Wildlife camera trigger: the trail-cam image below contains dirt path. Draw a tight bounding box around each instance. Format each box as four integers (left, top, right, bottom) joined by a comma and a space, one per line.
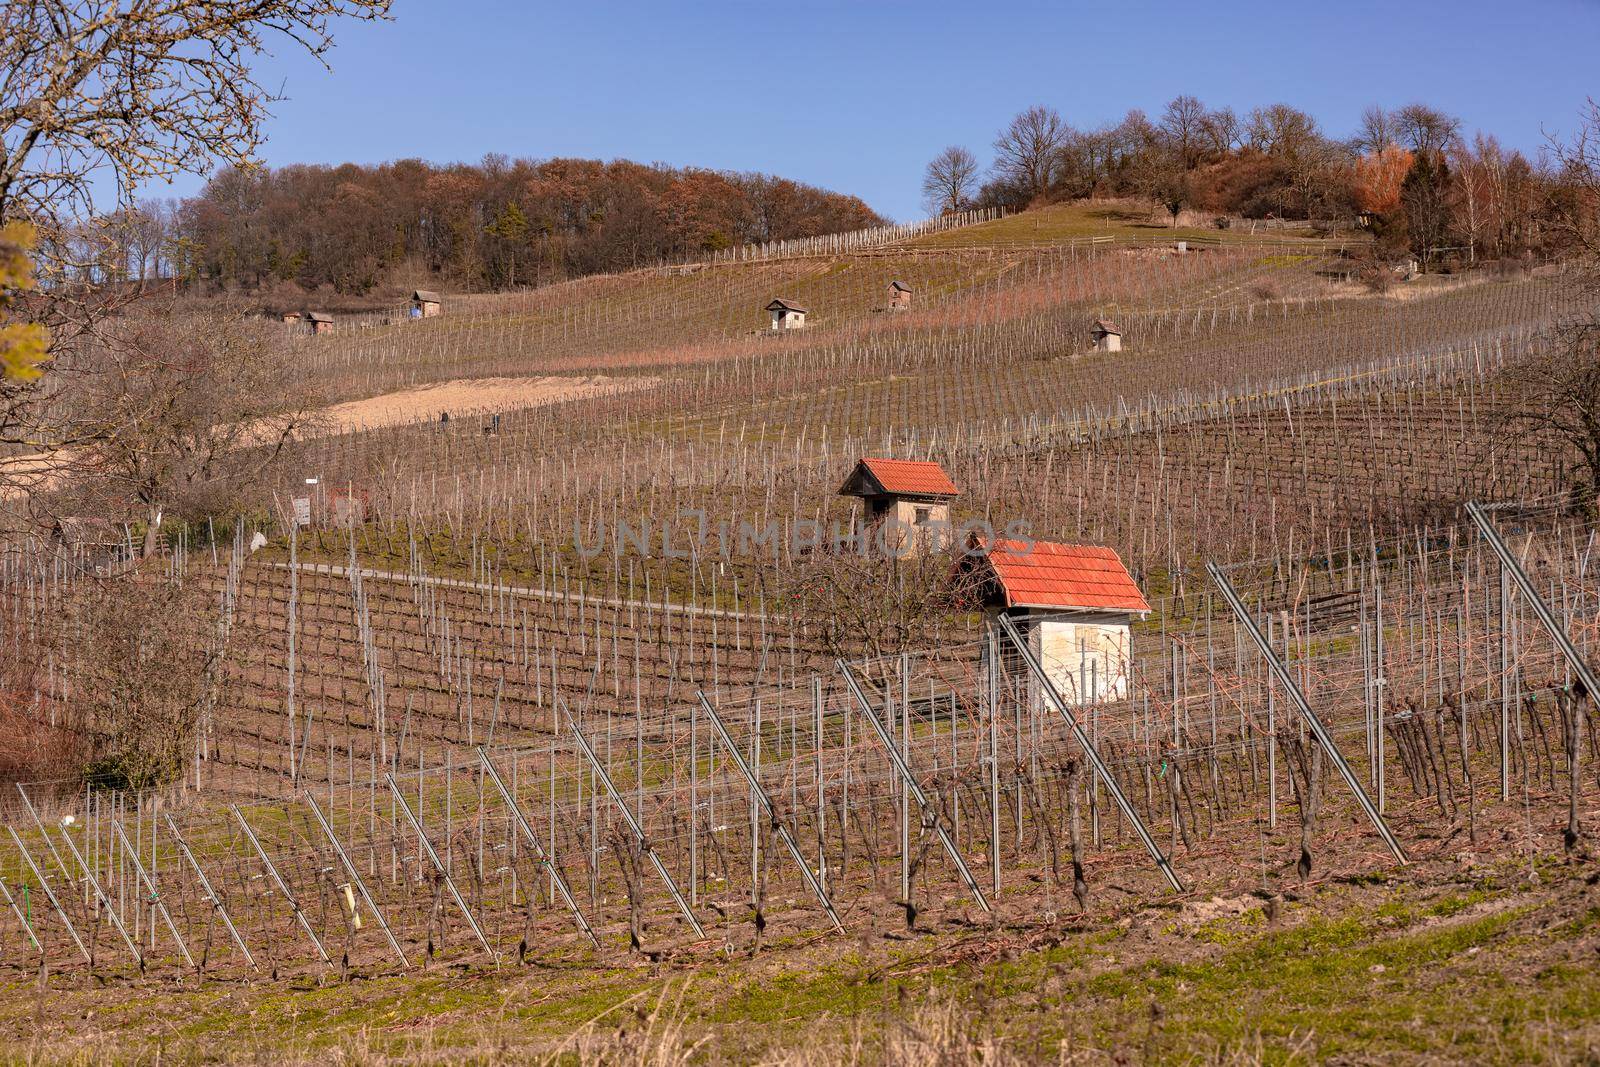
1, 373, 660, 498
317, 373, 659, 433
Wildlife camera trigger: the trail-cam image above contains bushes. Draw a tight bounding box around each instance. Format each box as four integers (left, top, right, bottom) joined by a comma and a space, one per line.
61, 577, 219, 791
1188, 153, 1294, 218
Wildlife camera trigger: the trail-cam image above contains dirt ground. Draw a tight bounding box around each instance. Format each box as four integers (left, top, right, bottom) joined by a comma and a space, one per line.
316, 374, 659, 433
0, 374, 659, 498
1, 834, 1596, 1065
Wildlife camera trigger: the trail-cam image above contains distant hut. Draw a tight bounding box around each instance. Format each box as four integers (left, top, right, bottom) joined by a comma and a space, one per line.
962, 538, 1149, 703
411, 290, 442, 318
279, 311, 301, 325
305, 311, 334, 335
838, 457, 959, 556
766, 298, 807, 331
51, 517, 125, 572
888, 280, 912, 310
1091, 318, 1122, 352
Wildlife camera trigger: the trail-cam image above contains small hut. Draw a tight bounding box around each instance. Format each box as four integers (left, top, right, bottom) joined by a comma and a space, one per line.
1091, 318, 1122, 352
305, 311, 334, 335
838, 457, 959, 555
51, 517, 125, 572
279, 311, 301, 325
964, 538, 1148, 703
411, 290, 442, 318
766, 298, 807, 331
888, 280, 912, 310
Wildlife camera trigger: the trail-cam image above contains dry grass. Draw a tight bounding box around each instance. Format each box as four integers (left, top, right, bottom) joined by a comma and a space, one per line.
3, 844, 1599, 1065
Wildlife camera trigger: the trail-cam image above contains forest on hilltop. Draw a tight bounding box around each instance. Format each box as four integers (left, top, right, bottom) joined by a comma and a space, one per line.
926, 99, 1589, 271
96, 157, 884, 295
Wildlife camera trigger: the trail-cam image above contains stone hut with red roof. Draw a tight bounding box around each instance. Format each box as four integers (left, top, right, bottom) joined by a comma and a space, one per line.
838, 457, 959, 556
965, 537, 1148, 703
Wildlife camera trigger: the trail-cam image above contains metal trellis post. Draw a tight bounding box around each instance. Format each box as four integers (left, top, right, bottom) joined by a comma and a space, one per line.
1468, 502, 1600, 716
164, 814, 255, 970
110, 820, 193, 970
1206, 563, 1408, 865
995, 615, 1186, 893
696, 692, 845, 934
303, 794, 409, 969
475, 747, 602, 952
384, 774, 498, 963
837, 661, 992, 913
231, 805, 333, 966
565, 715, 707, 939
7, 826, 89, 964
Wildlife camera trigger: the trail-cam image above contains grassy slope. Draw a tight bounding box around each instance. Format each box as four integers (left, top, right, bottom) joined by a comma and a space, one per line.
907, 201, 1337, 250
5, 849, 1597, 1064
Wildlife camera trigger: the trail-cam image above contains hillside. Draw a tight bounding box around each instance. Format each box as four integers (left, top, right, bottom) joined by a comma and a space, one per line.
4, 207, 1599, 1066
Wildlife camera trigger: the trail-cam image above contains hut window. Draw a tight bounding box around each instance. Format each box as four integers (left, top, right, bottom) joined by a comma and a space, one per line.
914, 507, 932, 525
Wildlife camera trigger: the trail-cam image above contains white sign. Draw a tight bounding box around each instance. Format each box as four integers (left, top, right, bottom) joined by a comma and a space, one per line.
292, 496, 312, 528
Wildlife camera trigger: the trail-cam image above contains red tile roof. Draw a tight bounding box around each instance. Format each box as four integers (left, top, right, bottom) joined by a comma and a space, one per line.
978, 538, 1149, 613
854, 457, 959, 498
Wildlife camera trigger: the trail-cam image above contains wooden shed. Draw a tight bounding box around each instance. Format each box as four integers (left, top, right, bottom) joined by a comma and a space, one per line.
839, 457, 959, 556
888, 280, 911, 310
411, 290, 442, 318
305, 311, 334, 335
766, 298, 807, 331
964, 538, 1148, 704
279, 311, 301, 324
1091, 318, 1122, 352
51, 517, 125, 572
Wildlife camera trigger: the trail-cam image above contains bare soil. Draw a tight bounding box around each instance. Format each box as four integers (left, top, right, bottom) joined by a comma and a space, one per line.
316, 374, 660, 434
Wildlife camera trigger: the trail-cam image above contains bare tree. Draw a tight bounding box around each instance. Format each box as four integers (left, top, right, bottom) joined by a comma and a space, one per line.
60, 574, 222, 790
1503, 322, 1600, 511
776, 543, 982, 666
0, 0, 387, 496
1449, 137, 1486, 265
1395, 103, 1462, 157
1160, 95, 1207, 169
993, 106, 1070, 203
922, 146, 980, 216
0, 0, 392, 242
1357, 105, 1399, 154
1547, 99, 1600, 265
1245, 103, 1321, 160
1200, 106, 1242, 158
63, 301, 323, 553
1137, 154, 1191, 226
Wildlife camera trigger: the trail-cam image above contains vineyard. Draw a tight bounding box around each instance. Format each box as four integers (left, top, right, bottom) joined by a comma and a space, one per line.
2, 215, 1598, 1060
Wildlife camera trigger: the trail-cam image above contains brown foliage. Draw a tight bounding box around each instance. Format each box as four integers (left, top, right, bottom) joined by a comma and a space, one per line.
1186, 152, 1293, 217
1351, 147, 1416, 215
171, 158, 885, 294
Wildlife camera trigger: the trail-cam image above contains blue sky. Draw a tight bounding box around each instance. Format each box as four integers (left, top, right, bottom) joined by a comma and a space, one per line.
154, 0, 1600, 220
